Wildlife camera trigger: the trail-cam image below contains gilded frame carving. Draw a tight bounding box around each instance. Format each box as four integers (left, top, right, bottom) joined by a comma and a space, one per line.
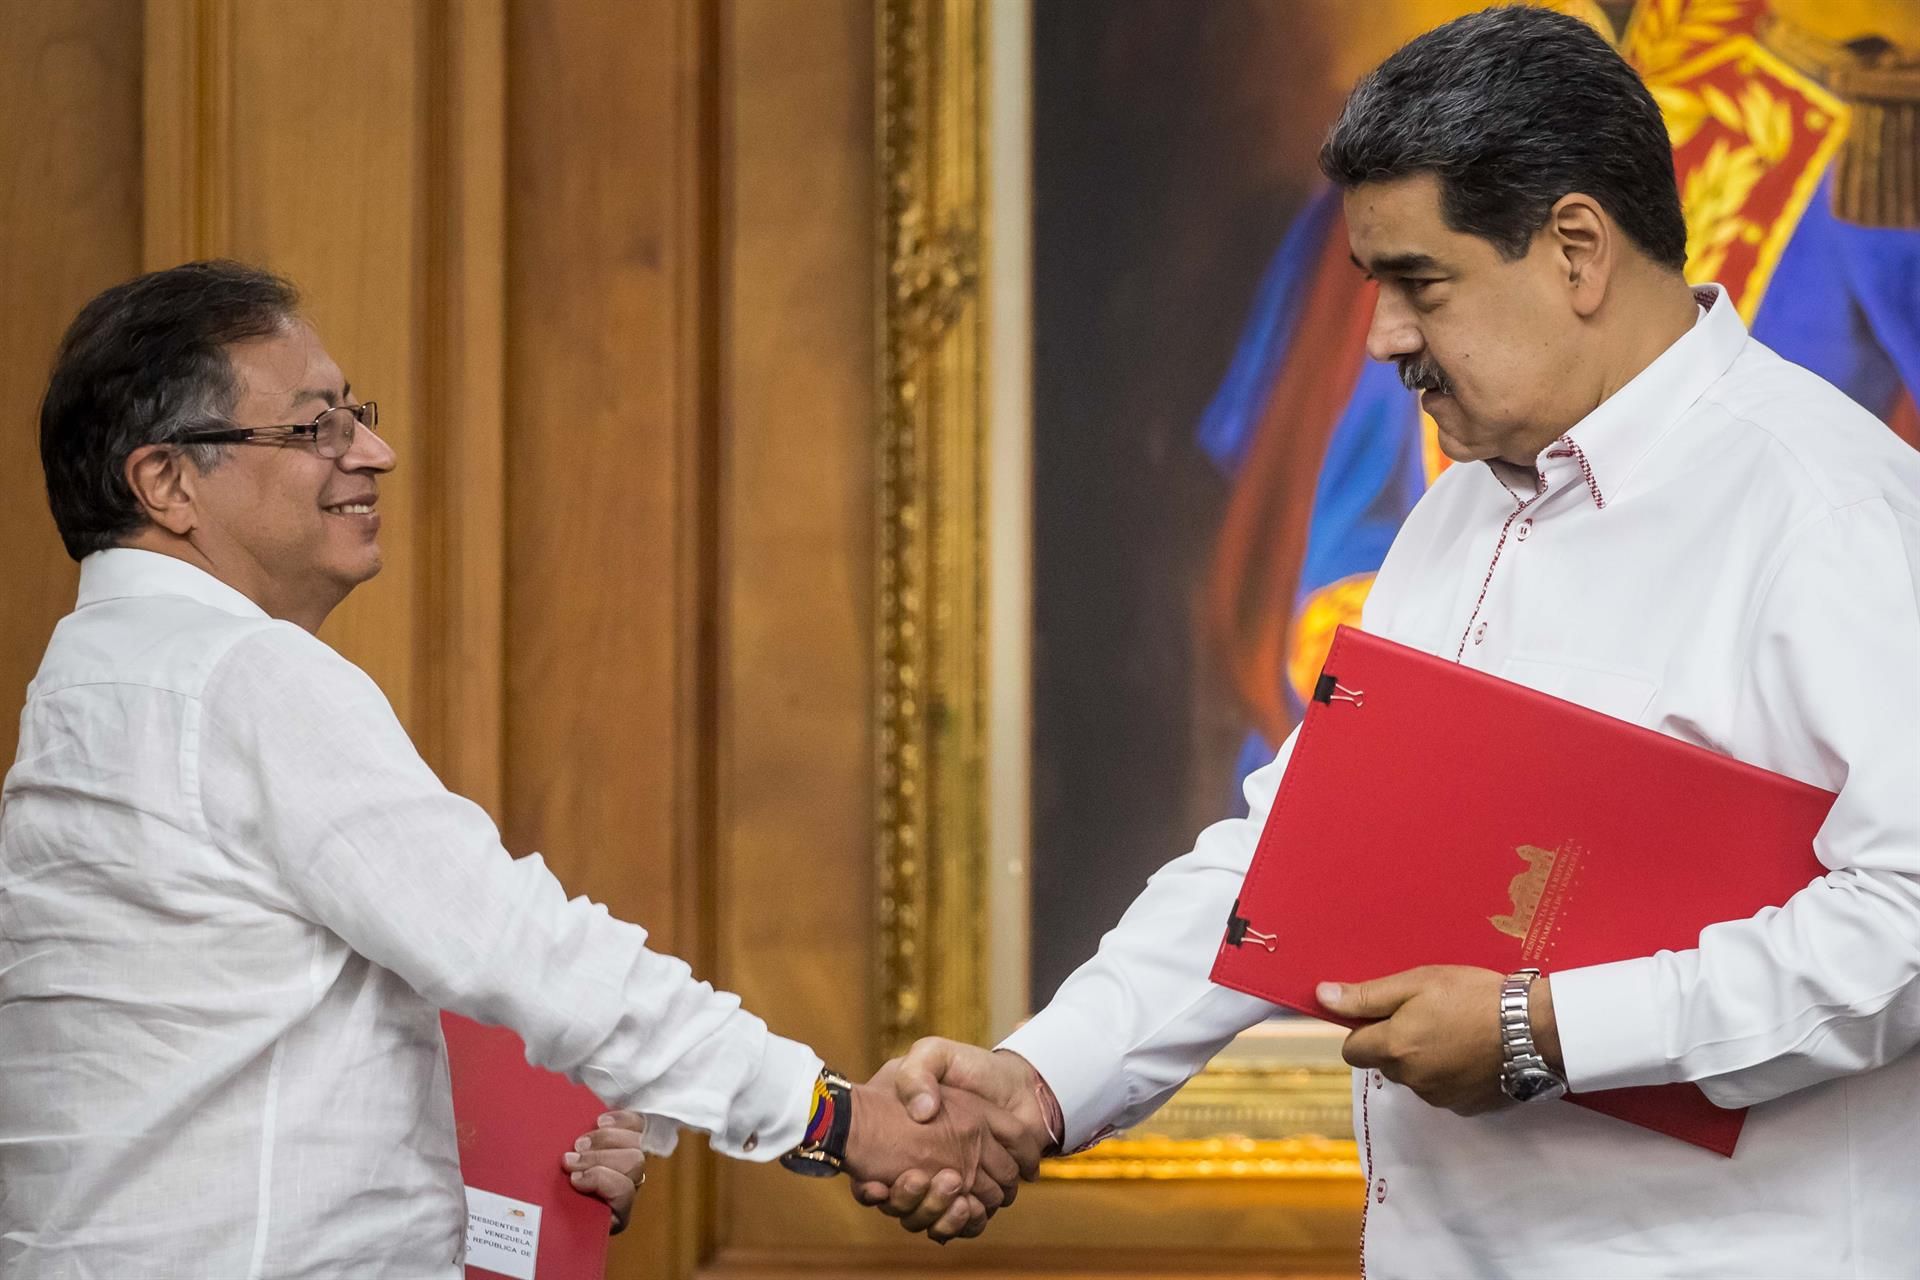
874, 0, 1361, 1181
876, 0, 990, 1059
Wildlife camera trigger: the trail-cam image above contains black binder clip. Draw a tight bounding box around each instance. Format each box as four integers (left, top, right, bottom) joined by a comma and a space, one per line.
1312, 672, 1364, 707
1225, 898, 1278, 952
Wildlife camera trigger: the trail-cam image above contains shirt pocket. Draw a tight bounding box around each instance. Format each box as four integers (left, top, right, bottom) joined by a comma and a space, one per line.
1498, 654, 1660, 726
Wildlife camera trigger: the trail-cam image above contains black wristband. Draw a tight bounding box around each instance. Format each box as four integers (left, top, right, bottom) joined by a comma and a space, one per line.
779, 1069, 854, 1177
822, 1072, 853, 1164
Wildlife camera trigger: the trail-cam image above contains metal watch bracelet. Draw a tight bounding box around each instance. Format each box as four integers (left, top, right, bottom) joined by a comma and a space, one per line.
1499, 968, 1568, 1103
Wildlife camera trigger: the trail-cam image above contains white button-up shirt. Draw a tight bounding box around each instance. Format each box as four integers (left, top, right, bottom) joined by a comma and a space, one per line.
1003, 286, 1920, 1278
0, 551, 819, 1279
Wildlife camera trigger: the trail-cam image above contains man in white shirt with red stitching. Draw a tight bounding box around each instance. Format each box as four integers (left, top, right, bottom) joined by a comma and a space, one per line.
862, 8, 1920, 1276
0, 261, 1033, 1276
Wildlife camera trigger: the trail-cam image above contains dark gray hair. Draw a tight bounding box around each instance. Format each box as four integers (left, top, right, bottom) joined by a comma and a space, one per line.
39, 260, 302, 560
1319, 5, 1687, 270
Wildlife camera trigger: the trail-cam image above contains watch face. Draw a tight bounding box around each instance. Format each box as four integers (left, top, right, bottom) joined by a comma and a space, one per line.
1504, 1068, 1568, 1103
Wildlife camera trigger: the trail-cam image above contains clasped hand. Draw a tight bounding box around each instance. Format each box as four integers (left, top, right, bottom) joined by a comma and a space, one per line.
848, 1042, 1053, 1242
838, 1058, 1043, 1240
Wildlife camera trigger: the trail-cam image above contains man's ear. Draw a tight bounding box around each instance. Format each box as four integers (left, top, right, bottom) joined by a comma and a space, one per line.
1547, 192, 1613, 319
124, 444, 199, 537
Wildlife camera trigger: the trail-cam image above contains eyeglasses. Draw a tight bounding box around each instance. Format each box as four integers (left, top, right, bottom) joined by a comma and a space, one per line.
173, 402, 379, 461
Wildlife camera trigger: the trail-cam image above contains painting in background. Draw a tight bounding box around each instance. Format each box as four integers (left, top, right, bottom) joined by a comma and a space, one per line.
1028, 0, 1920, 1008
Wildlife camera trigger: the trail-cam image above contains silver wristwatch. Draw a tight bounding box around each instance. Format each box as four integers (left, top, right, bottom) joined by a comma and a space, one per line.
1499, 967, 1568, 1103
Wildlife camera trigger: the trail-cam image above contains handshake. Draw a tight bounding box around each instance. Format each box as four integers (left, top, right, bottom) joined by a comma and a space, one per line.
838, 1039, 1063, 1243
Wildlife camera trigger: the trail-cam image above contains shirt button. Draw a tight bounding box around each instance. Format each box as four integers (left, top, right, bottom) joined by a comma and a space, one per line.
1473, 622, 1488, 645
1375, 1177, 1389, 1203
1372, 1070, 1385, 1090
743, 1132, 759, 1152
1516, 519, 1532, 541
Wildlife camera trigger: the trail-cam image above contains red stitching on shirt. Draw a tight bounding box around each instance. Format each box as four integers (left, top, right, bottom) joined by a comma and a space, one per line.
1455, 491, 1538, 661
1542, 435, 1606, 509
1456, 434, 1609, 658
1359, 1075, 1375, 1278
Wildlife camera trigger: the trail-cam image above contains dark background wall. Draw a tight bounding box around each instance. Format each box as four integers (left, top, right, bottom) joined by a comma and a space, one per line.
1030, 0, 1350, 1003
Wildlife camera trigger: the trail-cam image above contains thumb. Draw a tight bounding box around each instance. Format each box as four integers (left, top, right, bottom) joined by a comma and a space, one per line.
982, 1099, 1044, 1179
896, 1037, 958, 1122
1317, 971, 1419, 1020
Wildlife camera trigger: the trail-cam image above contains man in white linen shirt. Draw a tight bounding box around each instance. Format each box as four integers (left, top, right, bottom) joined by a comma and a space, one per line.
858, 7, 1920, 1275
0, 261, 1030, 1278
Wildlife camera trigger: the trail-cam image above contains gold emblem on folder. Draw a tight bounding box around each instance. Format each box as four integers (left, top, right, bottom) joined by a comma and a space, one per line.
1491, 844, 1558, 939
1491, 841, 1585, 964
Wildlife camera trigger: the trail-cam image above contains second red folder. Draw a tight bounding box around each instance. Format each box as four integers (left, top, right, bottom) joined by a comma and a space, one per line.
443, 1013, 613, 1279
1209, 625, 1834, 1156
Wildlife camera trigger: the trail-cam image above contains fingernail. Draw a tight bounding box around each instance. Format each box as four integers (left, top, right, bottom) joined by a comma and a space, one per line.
575, 1135, 591, 1152
565, 1152, 582, 1167
570, 1170, 586, 1181
597, 1113, 618, 1128
1316, 982, 1343, 1007
909, 1095, 936, 1121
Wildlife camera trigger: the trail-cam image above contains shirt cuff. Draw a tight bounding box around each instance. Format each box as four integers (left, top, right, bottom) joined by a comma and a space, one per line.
997, 1006, 1129, 1152
639, 1115, 681, 1156
712, 1033, 821, 1162
1550, 957, 1675, 1093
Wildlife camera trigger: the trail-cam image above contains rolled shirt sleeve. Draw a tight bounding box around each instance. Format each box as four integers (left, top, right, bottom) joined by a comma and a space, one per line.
1552, 498, 1920, 1105
998, 730, 1296, 1150
197, 624, 819, 1160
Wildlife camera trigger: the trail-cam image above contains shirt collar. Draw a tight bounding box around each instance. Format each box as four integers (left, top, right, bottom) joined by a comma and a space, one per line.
76, 548, 272, 620
1504, 283, 1747, 510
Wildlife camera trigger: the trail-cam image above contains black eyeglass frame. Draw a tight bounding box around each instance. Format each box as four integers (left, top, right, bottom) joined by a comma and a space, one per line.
171, 401, 380, 460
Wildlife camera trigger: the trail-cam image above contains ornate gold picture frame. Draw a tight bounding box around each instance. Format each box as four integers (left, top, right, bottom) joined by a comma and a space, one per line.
873, 0, 1359, 1181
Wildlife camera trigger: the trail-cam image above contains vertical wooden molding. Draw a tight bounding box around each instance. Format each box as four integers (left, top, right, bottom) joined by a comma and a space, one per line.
142, 0, 233, 266
0, 0, 142, 769
673, 0, 722, 1271
416, 0, 507, 816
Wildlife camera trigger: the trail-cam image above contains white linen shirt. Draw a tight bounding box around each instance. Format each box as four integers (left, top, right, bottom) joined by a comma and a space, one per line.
1002, 286, 1920, 1278
0, 550, 820, 1279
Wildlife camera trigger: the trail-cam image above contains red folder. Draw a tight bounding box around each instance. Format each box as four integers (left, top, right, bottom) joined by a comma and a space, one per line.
442, 1013, 613, 1279
1209, 626, 1835, 1156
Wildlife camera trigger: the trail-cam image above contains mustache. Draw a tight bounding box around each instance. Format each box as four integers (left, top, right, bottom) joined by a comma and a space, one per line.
1397, 353, 1455, 396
